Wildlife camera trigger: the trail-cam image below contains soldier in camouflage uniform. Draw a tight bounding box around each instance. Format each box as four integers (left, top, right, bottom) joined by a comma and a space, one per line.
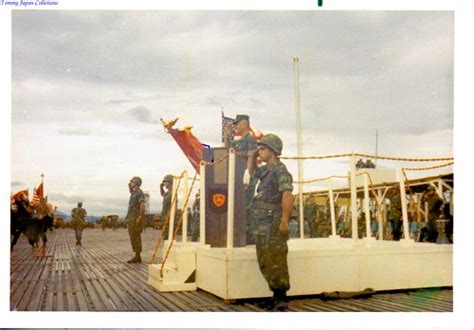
304, 202, 318, 238
160, 174, 174, 240
191, 192, 200, 242
248, 133, 293, 311
126, 176, 145, 263
420, 186, 444, 242
71, 202, 87, 246
224, 114, 258, 244
388, 189, 403, 241
224, 114, 258, 156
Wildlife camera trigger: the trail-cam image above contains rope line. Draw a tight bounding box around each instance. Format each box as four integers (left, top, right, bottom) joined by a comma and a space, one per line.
148, 175, 183, 265
293, 175, 348, 184
281, 152, 453, 162
281, 153, 353, 160
292, 161, 453, 186
202, 152, 229, 167
402, 162, 454, 171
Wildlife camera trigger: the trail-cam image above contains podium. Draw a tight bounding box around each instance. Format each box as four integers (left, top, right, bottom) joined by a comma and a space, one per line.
203, 147, 247, 247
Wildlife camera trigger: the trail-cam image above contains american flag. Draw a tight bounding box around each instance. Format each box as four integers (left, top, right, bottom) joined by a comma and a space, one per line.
221, 112, 235, 142
31, 182, 44, 206
221, 112, 264, 142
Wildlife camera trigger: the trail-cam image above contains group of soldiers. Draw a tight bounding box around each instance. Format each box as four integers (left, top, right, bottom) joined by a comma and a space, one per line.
120, 114, 292, 311
10, 190, 55, 252
296, 184, 453, 243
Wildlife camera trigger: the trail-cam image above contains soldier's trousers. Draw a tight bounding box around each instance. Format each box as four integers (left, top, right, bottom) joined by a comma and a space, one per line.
74, 228, 83, 243
253, 208, 290, 293
128, 222, 142, 253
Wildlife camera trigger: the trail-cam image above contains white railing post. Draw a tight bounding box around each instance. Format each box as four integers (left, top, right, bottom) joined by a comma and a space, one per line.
350, 153, 358, 241
199, 162, 206, 245
328, 178, 338, 238
169, 175, 178, 241
293, 56, 305, 239
376, 189, 384, 240
227, 149, 235, 248
398, 169, 411, 241
182, 171, 188, 243
364, 174, 371, 238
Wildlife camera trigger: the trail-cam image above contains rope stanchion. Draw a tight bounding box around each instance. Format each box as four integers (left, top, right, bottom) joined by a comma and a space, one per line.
159, 171, 199, 278
358, 171, 386, 226
148, 174, 184, 265
401, 169, 424, 224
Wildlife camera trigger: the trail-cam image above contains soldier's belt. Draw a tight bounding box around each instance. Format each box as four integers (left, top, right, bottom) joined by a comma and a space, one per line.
254, 201, 281, 211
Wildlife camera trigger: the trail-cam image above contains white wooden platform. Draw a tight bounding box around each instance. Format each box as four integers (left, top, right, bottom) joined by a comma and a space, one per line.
148, 237, 452, 300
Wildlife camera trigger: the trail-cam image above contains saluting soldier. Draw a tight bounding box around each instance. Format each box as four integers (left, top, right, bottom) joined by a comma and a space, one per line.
71, 202, 87, 246
224, 114, 258, 156
126, 176, 145, 263
160, 174, 174, 239
248, 133, 293, 311
224, 114, 258, 244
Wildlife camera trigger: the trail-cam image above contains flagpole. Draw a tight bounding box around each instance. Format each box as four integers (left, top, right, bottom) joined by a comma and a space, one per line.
375, 130, 378, 168
293, 56, 305, 239
41, 173, 44, 198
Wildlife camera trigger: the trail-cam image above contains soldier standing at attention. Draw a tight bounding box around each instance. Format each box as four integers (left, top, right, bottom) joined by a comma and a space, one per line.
160, 174, 174, 239
101, 216, 107, 231
71, 202, 87, 246
224, 114, 258, 243
191, 192, 200, 242
248, 133, 293, 311
126, 176, 145, 263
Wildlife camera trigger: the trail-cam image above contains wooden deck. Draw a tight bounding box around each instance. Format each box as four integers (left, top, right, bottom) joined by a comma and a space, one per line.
10, 228, 453, 312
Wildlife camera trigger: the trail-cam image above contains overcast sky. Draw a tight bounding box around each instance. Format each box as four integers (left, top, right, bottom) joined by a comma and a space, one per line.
10, 10, 453, 216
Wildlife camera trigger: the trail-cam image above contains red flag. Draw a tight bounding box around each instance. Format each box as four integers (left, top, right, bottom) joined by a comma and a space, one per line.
31, 182, 44, 206
168, 126, 204, 172
12, 189, 29, 202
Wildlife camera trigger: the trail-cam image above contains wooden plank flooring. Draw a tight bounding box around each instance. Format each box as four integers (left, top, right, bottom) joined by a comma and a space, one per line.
10, 228, 453, 312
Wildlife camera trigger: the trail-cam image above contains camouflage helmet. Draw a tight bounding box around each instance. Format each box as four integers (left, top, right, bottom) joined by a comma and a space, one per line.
130, 176, 142, 187
163, 174, 174, 183
258, 133, 283, 156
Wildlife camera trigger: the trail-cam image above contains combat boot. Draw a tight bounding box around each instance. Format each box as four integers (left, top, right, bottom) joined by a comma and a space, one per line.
127, 253, 142, 263
268, 290, 289, 312
256, 297, 276, 310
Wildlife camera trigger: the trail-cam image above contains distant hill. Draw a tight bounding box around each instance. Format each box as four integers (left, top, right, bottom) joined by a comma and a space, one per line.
53, 210, 102, 223
54, 210, 70, 220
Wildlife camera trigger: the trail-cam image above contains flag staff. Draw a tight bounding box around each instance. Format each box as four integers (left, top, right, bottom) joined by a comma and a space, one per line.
293, 56, 305, 239
375, 130, 378, 168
